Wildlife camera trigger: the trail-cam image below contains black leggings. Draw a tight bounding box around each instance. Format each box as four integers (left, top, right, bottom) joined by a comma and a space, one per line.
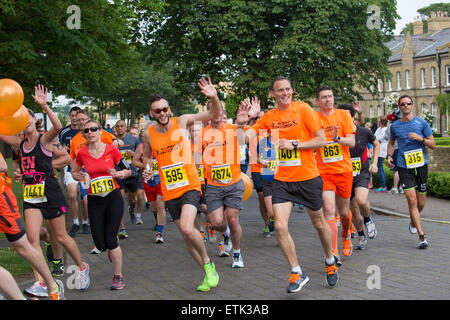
87, 189, 124, 251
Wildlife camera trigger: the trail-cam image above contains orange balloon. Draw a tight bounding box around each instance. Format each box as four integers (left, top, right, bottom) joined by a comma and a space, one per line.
241, 173, 253, 201
0, 105, 30, 136
0, 79, 24, 117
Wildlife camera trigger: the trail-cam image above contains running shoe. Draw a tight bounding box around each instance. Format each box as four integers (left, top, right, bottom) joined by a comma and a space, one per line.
223, 234, 232, 252
91, 246, 102, 254
136, 216, 143, 225
77, 262, 90, 290
350, 225, 356, 239
417, 235, 429, 249
355, 235, 367, 250
325, 259, 339, 287
51, 259, 65, 277
342, 236, 353, 256
111, 275, 125, 290
68, 224, 80, 237
232, 253, 244, 268
118, 229, 128, 239
200, 230, 206, 242
82, 224, 90, 234
206, 222, 216, 243
375, 187, 388, 192
332, 250, 342, 267
24, 282, 48, 298
49, 279, 65, 300
409, 221, 418, 234
262, 226, 272, 238
399, 187, 404, 194
365, 217, 377, 239
196, 277, 211, 292
217, 244, 230, 257
390, 188, 399, 194
286, 272, 309, 293
204, 261, 219, 288
155, 232, 164, 243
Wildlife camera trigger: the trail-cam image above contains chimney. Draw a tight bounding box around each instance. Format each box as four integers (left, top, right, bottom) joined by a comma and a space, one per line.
428, 11, 450, 33
413, 18, 423, 35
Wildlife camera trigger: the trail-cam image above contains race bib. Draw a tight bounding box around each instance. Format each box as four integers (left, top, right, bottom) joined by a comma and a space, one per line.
267, 160, 278, 172
161, 162, 189, 190
404, 148, 425, 169
90, 176, 115, 196
152, 159, 159, 177
23, 182, 47, 204
351, 157, 362, 176
198, 165, 204, 182
121, 150, 133, 163
321, 143, 343, 163
211, 164, 232, 184
278, 143, 301, 167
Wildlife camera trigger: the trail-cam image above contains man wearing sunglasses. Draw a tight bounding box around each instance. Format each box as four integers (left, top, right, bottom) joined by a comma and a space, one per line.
387, 95, 436, 249
142, 77, 222, 292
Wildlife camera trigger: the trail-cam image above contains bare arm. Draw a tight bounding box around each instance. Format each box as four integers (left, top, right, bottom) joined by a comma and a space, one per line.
50, 143, 71, 169
33, 85, 62, 145
131, 143, 144, 169
142, 130, 153, 181
0, 156, 8, 173
386, 139, 396, 168
370, 138, 380, 174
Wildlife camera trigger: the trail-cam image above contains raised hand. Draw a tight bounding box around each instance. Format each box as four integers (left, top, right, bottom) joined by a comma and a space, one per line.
32, 84, 48, 107
236, 99, 252, 125
197, 77, 217, 99
352, 100, 361, 114
248, 96, 261, 119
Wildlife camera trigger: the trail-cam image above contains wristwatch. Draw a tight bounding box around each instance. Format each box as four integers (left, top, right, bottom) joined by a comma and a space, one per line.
291, 140, 298, 150
337, 136, 341, 142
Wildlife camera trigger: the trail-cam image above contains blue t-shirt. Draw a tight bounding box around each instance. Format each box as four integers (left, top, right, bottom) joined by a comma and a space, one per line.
390, 116, 433, 168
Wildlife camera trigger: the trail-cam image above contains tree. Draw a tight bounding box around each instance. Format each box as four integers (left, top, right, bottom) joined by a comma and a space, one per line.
0, 0, 162, 110
147, 0, 398, 111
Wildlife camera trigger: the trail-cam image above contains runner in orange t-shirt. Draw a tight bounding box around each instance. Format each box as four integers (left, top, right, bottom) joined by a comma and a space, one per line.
201, 102, 249, 268
239, 76, 339, 293
314, 85, 356, 261
142, 77, 221, 292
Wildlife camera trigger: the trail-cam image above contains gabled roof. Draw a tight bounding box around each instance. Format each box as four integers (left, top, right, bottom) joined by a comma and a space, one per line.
387, 28, 450, 62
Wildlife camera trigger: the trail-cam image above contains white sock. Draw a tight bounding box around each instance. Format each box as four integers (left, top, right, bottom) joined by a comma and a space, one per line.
73, 218, 79, 225
232, 249, 241, 255
291, 265, 302, 274
223, 225, 231, 237
82, 220, 88, 225
136, 213, 141, 218
325, 256, 335, 266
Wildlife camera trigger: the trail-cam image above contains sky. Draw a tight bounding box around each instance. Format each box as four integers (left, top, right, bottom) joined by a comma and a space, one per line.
394, 0, 446, 34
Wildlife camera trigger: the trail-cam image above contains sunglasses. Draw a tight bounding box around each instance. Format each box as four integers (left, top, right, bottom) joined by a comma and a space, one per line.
83, 126, 100, 134
399, 102, 413, 107
153, 107, 169, 114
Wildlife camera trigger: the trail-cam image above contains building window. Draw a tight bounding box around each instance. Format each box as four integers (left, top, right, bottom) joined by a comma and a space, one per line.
405, 70, 410, 89
369, 105, 374, 118
420, 68, 426, 88
387, 79, 392, 91
431, 103, 437, 130
431, 67, 436, 88
396, 71, 401, 90
446, 65, 450, 86
421, 103, 427, 115
377, 105, 382, 116
377, 79, 382, 92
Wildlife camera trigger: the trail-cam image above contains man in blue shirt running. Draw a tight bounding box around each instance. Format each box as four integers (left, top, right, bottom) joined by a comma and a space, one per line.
386, 95, 436, 249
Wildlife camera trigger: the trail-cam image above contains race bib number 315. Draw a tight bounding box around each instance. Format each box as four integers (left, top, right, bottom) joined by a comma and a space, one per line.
404, 148, 425, 169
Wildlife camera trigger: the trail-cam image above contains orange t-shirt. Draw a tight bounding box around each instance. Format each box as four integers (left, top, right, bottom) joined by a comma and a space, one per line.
0, 153, 12, 194
315, 108, 355, 174
202, 123, 243, 187
148, 118, 200, 201
252, 101, 322, 182
70, 130, 116, 159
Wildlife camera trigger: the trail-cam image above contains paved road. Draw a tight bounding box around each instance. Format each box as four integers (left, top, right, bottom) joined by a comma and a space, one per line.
18, 189, 450, 301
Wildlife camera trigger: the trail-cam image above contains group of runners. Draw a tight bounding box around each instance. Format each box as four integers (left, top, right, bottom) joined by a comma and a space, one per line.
0, 76, 436, 299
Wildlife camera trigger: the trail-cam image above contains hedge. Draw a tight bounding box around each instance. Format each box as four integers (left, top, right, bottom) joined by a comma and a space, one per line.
372, 162, 450, 199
